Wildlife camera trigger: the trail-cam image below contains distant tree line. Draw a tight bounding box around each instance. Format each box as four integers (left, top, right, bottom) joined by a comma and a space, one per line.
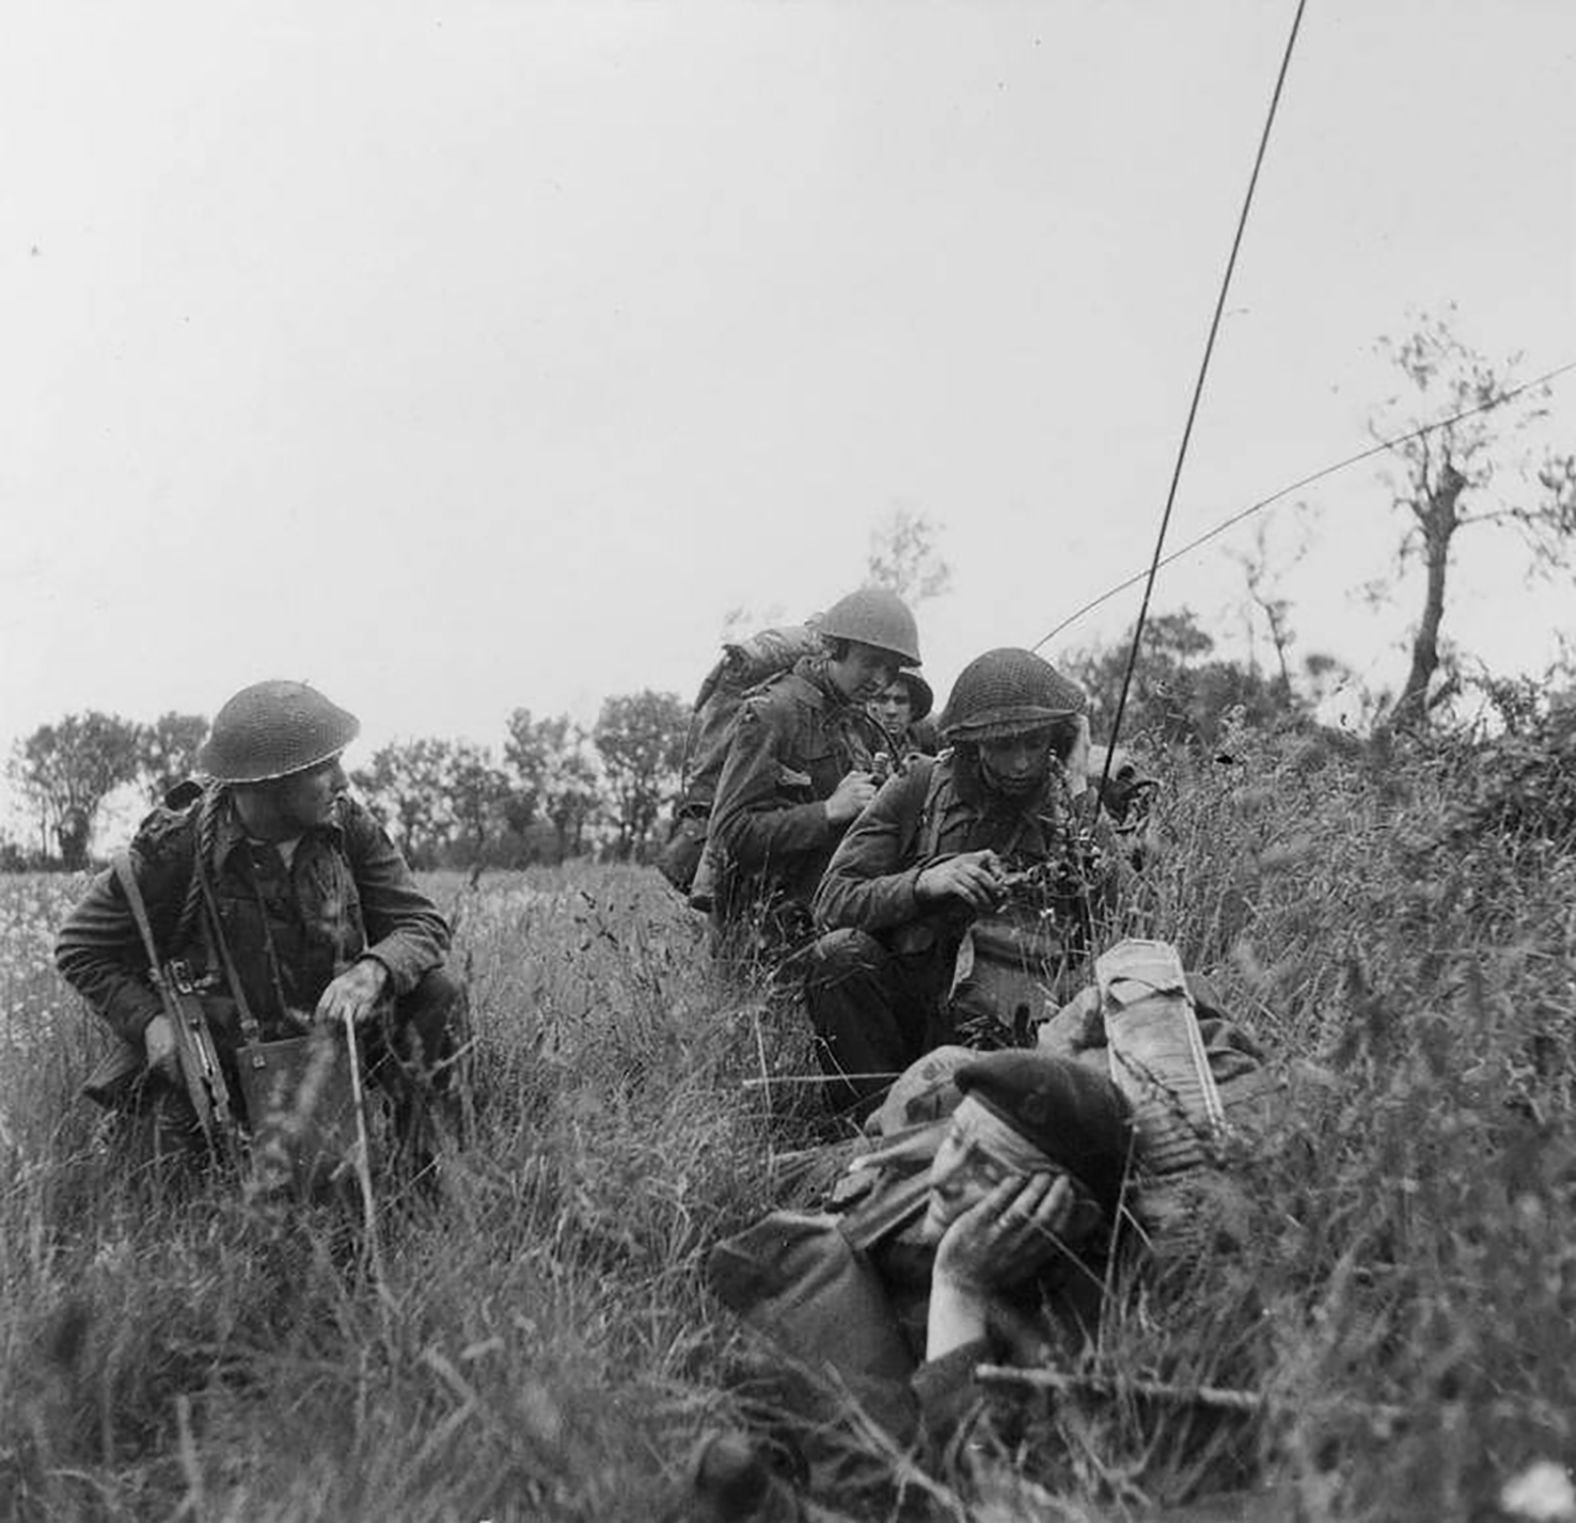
350, 691, 690, 870
4, 711, 209, 871
2, 691, 690, 873
10, 305, 1574, 875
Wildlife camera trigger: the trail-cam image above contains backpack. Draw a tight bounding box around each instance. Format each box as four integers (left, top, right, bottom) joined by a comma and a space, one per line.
656, 622, 824, 906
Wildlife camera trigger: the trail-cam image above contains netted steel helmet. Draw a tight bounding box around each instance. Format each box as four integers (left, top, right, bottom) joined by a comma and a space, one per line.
818, 587, 922, 666
940, 648, 1087, 743
197, 680, 360, 784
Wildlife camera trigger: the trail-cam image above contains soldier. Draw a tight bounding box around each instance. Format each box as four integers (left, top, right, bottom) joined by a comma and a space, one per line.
700, 1049, 1135, 1517
865, 669, 940, 764
805, 648, 1123, 1109
705, 587, 921, 969
57, 679, 467, 1177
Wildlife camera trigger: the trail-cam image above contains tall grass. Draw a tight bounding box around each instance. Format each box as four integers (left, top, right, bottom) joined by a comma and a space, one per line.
2, 716, 1573, 1520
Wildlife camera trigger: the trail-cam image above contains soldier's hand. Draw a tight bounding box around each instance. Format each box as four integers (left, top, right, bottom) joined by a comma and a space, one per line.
915, 850, 1006, 909
143, 1014, 179, 1080
824, 771, 879, 825
315, 958, 389, 1027
933, 1172, 1077, 1294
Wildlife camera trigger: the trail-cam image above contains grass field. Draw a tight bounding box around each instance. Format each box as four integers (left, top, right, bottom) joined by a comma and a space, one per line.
2, 716, 1574, 1521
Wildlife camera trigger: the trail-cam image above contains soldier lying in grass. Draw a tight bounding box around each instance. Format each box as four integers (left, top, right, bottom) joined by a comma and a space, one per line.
701, 1051, 1131, 1515
700, 954, 1276, 1519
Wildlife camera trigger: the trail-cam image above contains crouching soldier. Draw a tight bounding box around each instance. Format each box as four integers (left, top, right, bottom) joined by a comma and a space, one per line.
705, 587, 922, 975
57, 679, 468, 1181
805, 648, 1124, 1110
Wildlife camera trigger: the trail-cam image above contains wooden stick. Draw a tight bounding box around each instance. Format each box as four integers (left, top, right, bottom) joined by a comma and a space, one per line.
741, 1071, 903, 1090
975, 1364, 1267, 1414
976, 1365, 1408, 1424
344, 1011, 388, 1301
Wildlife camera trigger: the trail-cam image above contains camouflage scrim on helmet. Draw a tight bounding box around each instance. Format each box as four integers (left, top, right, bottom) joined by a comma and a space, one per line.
940, 648, 1088, 743
817, 587, 922, 666
197, 681, 361, 783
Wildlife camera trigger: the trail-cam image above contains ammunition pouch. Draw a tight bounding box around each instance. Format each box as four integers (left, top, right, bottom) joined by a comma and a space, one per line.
947, 909, 1078, 1047
234, 1026, 363, 1195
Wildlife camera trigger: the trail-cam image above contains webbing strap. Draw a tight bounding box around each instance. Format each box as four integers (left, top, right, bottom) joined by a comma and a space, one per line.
838, 1167, 932, 1254
917, 762, 950, 861
916, 757, 1045, 864
112, 852, 167, 985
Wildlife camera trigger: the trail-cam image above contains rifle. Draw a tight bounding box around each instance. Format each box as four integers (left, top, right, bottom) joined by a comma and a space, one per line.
113, 853, 242, 1165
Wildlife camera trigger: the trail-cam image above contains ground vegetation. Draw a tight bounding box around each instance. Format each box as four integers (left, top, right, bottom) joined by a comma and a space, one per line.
2, 706, 1574, 1520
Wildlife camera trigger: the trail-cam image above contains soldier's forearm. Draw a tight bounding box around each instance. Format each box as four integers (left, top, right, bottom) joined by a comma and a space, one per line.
714, 800, 836, 872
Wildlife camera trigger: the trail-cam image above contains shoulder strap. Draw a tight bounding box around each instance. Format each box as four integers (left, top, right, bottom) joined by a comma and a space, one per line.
918, 758, 951, 861
112, 852, 166, 981
839, 1168, 932, 1253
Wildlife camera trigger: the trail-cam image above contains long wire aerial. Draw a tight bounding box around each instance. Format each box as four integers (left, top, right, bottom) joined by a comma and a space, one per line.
1093, 0, 1308, 804
1032, 354, 1576, 650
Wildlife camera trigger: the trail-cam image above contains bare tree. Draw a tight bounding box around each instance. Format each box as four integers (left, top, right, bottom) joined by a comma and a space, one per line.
1229, 519, 1296, 692
865, 505, 952, 605
1370, 308, 1576, 727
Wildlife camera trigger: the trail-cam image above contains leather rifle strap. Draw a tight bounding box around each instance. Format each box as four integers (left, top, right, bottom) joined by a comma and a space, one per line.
112, 852, 167, 985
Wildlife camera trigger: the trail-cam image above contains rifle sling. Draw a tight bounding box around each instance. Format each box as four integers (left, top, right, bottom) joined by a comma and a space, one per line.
112, 851, 169, 986
112, 850, 234, 1145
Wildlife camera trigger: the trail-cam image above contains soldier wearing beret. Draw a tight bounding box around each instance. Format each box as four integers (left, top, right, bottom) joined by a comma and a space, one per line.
701, 1051, 1134, 1514
911, 1050, 1132, 1429
56, 679, 467, 1177
805, 648, 1126, 1109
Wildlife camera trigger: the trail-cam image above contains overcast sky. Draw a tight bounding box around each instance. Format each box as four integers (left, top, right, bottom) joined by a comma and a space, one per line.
3, 0, 1573, 784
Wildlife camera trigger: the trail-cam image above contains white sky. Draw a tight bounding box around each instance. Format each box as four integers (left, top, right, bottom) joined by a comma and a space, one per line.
3, 0, 1573, 789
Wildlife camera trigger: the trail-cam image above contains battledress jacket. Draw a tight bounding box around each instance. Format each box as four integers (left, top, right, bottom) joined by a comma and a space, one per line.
55, 785, 451, 1047
812, 750, 1121, 953
707, 656, 887, 926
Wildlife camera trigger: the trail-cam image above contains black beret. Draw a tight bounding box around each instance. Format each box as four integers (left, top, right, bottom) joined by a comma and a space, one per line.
955, 1051, 1134, 1216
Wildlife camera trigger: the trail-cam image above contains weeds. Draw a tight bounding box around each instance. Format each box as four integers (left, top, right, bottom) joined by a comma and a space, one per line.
2, 722, 1574, 1519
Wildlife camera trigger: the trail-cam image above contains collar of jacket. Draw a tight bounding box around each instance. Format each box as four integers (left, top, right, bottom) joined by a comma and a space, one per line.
210, 785, 346, 871
784, 654, 854, 711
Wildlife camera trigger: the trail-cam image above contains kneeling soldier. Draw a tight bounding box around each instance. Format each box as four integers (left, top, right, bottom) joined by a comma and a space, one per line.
57, 679, 467, 1180
806, 648, 1124, 1110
